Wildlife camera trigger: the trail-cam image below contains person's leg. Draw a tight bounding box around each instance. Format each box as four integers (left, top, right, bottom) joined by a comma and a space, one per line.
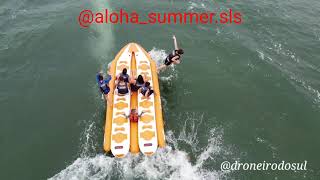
141, 91, 147, 98
146, 89, 153, 99
104, 94, 109, 104
158, 58, 171, 73
147, 90, 154, 97
173, 60, 181, 65
157, 64, 167, 73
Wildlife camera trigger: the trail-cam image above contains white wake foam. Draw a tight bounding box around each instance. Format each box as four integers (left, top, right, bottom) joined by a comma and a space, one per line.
148, 47, 167, 66
148, 47, 178, 82
50, 113, 228, 180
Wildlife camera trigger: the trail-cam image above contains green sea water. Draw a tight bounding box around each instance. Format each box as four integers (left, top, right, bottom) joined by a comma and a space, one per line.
0, 0, 320, 179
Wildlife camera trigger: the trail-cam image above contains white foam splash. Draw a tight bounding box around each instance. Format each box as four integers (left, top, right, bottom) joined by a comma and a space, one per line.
187, 0, 211, 11
257, 50, 265, 60
50, 113, 228, 180
79, 120, 97, 157
148, 47, 167, 66
289, 75, 320, 105
148, 47, 178, 82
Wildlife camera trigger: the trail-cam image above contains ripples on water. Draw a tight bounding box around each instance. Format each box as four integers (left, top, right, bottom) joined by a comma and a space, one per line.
1, 0, 319, 179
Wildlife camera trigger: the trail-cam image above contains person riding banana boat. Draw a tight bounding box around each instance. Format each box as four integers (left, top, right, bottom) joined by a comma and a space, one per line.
98, 43, 166, 157
96, 71, 111, 104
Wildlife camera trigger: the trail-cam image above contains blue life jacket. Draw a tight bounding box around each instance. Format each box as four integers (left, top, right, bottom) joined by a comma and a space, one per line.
117, 81, 128, 94
100, 80, 110, 93
96, 74, 111, 94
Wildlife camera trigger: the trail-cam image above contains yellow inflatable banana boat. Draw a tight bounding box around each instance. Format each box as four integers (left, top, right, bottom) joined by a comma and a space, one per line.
103, 43, 165, 158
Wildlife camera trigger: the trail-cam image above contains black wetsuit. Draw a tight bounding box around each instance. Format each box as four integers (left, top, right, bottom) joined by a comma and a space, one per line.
164, 50, 181, 66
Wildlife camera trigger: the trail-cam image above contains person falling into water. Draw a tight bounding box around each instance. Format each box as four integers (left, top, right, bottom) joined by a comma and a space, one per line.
157, 35, 184, 72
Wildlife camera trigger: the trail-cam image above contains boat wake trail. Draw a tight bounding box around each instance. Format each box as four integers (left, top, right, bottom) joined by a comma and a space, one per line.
89, 0, 114, 71
49, 113, 228, 180
256, 48, 320, 106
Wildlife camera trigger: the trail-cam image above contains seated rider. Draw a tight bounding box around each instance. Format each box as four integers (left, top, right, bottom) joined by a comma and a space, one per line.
140, 81, 154, 98
117, 68, 130, 83
96, 72, 111, 103
123, 109, 144, 123
130, 74, 145, 92
117, 76, 129, 95
157, 35, 184, 72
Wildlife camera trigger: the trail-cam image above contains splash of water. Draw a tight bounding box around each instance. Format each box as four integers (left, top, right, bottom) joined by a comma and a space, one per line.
50, 113, 228, 180
148, 47, 167, 67
148, 47, 178, 82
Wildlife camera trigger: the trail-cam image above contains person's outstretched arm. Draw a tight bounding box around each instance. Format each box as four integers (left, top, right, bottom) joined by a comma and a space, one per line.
173, 35, 178, 50
122, 113, 129, 119
106, 94, 111, 105
138, 111, 145, 117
